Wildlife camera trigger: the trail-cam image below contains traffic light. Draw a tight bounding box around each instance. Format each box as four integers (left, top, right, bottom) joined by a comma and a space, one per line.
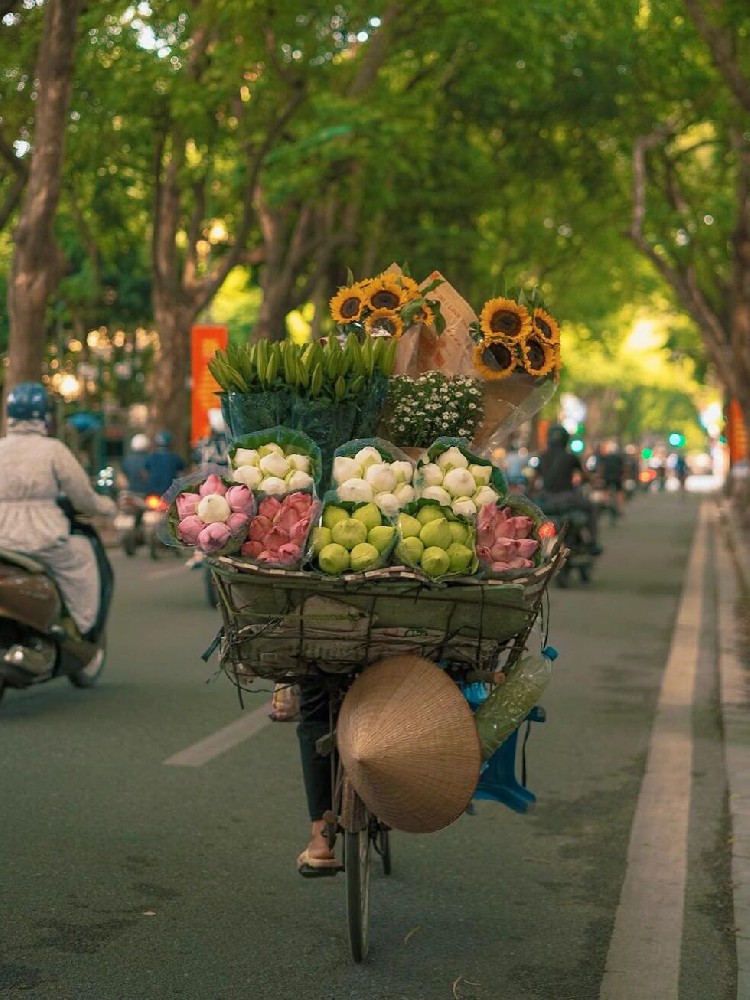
570, 436, 585, 454
641, 447, 653, 460
668, 432, 685, 448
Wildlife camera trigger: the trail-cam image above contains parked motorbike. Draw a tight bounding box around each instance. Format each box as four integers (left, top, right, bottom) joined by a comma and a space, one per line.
115, 491, 169, 559
0, 503, 114, 704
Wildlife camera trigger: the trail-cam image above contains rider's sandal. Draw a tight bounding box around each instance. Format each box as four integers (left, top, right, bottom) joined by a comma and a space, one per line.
296, 850, 343, 879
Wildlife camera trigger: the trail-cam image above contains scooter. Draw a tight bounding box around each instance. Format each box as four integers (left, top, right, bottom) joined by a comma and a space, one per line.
0, 502, 114, 704
535, 494, 598, 587
115, 491, 169, 559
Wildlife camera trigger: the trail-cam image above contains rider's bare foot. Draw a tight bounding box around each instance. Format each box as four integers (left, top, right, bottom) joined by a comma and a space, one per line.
305, 819, 335, 860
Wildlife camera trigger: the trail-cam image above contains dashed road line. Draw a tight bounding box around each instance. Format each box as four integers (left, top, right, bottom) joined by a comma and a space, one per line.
163, 700, 274, 767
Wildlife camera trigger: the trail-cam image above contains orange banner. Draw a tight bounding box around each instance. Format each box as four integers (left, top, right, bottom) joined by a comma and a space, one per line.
727, 398, 748, 464
191, 325, 228, 445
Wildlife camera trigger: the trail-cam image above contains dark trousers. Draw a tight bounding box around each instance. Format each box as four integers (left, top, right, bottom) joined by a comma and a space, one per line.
296, 681, 333, 822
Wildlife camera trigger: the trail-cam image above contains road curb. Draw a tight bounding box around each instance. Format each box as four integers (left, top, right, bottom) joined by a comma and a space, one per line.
715, 502, 750, 999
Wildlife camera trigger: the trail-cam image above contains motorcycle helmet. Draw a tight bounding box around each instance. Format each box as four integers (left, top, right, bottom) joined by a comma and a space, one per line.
6, 381, 49, 421
130, 433, 150, 452
547, 424, 570, 448
154, 430, 173, 448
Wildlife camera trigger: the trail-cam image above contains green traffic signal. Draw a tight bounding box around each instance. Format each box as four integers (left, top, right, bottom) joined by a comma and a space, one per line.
570, 437, 585, 454
641, 447, 653, 460
668, 432, 685, 448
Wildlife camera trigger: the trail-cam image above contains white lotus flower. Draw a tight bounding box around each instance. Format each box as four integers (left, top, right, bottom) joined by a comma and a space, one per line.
391, 461, 414, 484
286, 470, 313, 491
374, 492, 401, 518
364, 463, 397, 493
232, 465, 263, 489
421, 485, 451, 506
469, 463, 492, 486
355, 446, 382, 470
419, 462, 444, 487
337, 478, 374, 503
259, 452, 290, 478
436, 446, 469, 470
286, 453, 311, 473
443, 467, 477, 499
197, 494, 231, 523
393, 483, 415, 505
452, 497, 478, 516
473, 485, 500, 507
333, 456, 362, 484
232, 448, 260, 468
259, 476, 287, 495
258, 443, 284, 457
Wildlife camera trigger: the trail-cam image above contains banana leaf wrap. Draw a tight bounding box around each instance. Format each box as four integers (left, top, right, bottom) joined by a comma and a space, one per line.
420, 436, 508, 497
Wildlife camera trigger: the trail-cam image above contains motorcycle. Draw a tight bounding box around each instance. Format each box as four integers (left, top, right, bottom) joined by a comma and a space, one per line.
0, 502, 114, 704
535, 494, 598, 587
114, 491, 169, 559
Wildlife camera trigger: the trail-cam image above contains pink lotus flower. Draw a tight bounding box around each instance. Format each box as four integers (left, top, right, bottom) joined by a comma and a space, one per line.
477, 545, 493, 562
513, 538, 539, 559
508, 515, 534, 539
276, 507, 300, 533
477, 505, 498, 532
491, 561, 510, 572
176, 493, 200, 520
257, 550, 275, 563
178, 514, 204, 546
277, 542, 302, 564
507, 557, 534, 570
490, 539, 514, 562
227, 512, 250, 537
287, 492, 313, 515
258, 497, 282, 519
289, 518, 311, 544
265, 526, 290, 552
225, 485, 254, 514
477, 525, 495, 548
198, 521, 231, 553
199, 474, 226, 498
493, 518, 516, 539
247, 515, 272, 541
241, 540, 264, 558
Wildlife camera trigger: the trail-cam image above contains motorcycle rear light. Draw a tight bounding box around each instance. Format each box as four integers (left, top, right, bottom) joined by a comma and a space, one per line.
145, 495, 167, 511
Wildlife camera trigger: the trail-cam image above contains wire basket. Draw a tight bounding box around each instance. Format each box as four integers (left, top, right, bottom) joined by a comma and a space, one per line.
209, 542, 564, 687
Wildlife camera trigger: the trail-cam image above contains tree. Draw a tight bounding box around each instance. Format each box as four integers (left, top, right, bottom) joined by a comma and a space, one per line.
5, 0, 83, 395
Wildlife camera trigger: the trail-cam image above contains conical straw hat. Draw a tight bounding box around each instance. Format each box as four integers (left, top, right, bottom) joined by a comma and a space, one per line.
336, 656, 482, 834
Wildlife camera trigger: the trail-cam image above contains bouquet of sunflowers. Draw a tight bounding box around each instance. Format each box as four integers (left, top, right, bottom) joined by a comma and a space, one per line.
470, 289, 561, 382
329, 269, 446, 340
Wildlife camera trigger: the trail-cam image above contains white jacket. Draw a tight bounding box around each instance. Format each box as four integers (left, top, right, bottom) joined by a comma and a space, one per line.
0, 422, 115, 552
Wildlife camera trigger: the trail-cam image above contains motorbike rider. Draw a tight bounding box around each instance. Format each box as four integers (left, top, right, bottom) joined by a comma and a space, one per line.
0, 382, 116, 640
143, 430, 185, 497
536, 425, 602, 555
120, 433, 151, 495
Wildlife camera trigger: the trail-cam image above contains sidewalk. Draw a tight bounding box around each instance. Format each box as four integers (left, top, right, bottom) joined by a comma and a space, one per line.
716, 498, 750, 999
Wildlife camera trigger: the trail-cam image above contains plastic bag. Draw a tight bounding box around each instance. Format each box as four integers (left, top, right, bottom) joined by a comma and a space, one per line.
394, 498, 478, 581
287, 395, 358, 485
310, 491, 398, 576
223, 388, 293, 442
159, 466, 255, 556
227, 426, 323, 494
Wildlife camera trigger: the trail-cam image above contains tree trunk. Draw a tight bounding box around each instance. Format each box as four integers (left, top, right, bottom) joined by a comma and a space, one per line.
6, 0, 81, 395
151, 299, 197, 452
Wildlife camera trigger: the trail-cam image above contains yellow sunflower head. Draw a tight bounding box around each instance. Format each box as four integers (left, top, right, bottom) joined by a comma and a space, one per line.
366, 275, 405, 313
521, 334, 555, 377
409, 302, 435, 327
479, 297, 532, 342
364, 309, 404, 339
473, 339, 518, 380
330, 285, 366, 324
532, 307, 560, 344
396, 275, 421, 301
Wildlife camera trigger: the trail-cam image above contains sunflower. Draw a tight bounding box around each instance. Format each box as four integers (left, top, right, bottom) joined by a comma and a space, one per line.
409, 301, 435, 327
473, 339, 518, 380
532, 307, 560, 344
330, 284, 366, 323
521, 334, 556, 377
396, 275, 421, 301
364, 309, 404, 339
366, 275, 405, 312
479, 297, 532, 342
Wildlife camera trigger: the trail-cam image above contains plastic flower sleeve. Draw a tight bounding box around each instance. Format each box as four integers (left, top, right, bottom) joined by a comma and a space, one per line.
476, 494, 548, 579
330, 437, 417, 514
223, 387, 293, 442
238, 492, 321, 570
309, 490, 398, 576
471, 374, 558, 455
227, 426, 323, 494
158, 465, 255, 556
392, 498, 478, 581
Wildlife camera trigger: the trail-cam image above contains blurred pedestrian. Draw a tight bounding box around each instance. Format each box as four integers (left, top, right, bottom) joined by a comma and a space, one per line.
144, 431, 186, 497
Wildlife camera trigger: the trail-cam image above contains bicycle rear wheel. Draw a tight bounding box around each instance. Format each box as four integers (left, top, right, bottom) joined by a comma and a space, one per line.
345, 827, 371, 963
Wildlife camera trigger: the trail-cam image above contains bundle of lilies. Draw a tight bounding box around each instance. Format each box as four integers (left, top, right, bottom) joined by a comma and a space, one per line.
470, 291, 561, 382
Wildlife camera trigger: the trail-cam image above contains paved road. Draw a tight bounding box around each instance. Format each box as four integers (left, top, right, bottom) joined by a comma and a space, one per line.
0, 493, 738, 999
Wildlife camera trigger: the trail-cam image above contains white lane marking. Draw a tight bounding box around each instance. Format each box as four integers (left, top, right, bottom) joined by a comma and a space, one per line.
600, 504, 707, 1000
163, 701, 274, 767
